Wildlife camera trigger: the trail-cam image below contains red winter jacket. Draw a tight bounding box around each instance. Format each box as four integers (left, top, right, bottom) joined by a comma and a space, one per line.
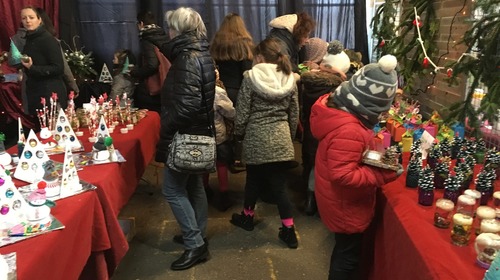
310, 94, 398, 234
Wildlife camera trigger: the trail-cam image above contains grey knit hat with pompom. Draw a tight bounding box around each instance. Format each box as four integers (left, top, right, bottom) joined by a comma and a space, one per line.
332, 55, 398, 128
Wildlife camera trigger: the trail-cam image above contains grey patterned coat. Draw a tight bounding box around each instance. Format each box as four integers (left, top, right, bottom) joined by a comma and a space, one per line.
234, 63, 299, 165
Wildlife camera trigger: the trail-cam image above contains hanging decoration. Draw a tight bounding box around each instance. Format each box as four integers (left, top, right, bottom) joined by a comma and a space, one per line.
370, 0, 440, 93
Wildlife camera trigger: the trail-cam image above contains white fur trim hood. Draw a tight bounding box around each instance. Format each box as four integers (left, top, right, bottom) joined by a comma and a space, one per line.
248, 63, 296, 99
268, 14, 298, 34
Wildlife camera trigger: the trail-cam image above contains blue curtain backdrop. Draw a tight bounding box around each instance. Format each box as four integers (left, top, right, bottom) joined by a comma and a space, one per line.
57, 0, 366, 75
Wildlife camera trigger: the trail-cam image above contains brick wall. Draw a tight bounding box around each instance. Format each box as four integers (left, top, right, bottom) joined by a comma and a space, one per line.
402, 1, 473, 119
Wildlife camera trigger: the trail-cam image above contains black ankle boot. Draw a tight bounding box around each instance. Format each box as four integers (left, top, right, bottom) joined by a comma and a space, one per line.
304, 191, 317, 216
230, 211, 254, 231
279, 224, 298, 249
170, 243, 209, 270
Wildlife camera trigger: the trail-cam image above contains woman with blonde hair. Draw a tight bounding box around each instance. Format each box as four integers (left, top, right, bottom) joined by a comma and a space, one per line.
210, 13, 254, 103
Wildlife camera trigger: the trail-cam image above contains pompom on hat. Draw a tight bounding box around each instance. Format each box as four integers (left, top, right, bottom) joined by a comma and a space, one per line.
332, 54, 398, 128
322, 40, 351, 73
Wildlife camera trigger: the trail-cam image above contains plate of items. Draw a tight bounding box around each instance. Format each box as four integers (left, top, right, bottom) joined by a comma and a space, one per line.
362, 145, 401, 171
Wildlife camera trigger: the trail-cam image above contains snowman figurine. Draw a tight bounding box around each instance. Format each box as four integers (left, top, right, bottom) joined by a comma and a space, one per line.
39, 127, 57, 149
26, 181, 55, 223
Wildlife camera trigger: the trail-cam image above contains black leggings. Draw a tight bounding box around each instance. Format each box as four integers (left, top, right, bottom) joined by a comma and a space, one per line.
329, 232, 364, 280
243, 162, 293, 219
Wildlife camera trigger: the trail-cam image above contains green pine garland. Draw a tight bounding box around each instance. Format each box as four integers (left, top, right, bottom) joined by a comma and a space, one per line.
445, 0, 500, 132
371, 0, 439, 93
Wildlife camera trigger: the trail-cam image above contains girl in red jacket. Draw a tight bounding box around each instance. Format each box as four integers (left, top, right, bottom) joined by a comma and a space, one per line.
310, 55, 402, 279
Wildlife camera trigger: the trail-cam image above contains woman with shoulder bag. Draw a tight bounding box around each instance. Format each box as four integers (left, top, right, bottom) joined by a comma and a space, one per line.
146, 7, 215, 271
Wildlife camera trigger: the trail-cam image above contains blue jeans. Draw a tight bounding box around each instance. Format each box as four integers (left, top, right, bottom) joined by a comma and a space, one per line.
162, 167, 208, 249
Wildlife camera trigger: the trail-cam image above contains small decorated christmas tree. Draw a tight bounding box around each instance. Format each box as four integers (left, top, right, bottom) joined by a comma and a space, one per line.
434, 157, 450, 189
476, 166, 494, 205
406, 154, 421, 188
410, 139, 422, 159
465, 154, 476, 170
475, 138, 487, 163
455, 158, 473, 191
485, 148, 500, 169
451, 134, 463, 159
395, 143, 403, 164
439, 138, 451, 158
382, 145, 399, 166
427, 143, 442, 169
418, 166, 435, 206
464, 138, 477, 157
443, 173, 461, 204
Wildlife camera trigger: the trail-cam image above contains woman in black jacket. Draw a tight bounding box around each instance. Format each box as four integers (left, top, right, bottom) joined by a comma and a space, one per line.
146, 7, 215, 271
20, 6, 67, 117
267, 12, 315, 76
131, 11, 167, 113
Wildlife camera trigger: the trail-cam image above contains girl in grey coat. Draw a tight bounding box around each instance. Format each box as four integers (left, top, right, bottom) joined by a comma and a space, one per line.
230, 38, 299, 249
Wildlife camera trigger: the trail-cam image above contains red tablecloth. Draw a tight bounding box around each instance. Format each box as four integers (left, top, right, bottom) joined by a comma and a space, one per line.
366, 155, 498, 280
0, 111, 160, 280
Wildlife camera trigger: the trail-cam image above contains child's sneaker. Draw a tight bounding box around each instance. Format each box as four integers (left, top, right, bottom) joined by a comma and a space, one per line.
279, 224, 298, 249
230, 212, 254, 231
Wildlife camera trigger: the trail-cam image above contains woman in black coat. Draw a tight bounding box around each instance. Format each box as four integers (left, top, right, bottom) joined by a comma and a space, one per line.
145, 7, 215, 271
130, 11, 167, 113
20, 6, 67, 117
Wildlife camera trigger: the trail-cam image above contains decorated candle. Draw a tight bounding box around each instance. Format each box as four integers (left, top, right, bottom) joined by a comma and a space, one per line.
476, 206, 497, 235
494, 191, 500, 207
451, 213, 474, 246
434, 198, 454, 229
480, 219, 500, 234
456, 194, 476, 217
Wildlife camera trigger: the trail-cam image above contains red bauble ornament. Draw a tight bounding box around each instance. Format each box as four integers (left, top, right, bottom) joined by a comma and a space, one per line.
423, 57, 429, 68
447, 68, 453, 78
379, 39, 386, 48
412, 18, 423, 27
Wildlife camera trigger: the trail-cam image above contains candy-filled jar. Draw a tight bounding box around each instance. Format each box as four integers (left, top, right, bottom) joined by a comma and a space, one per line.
475, 233, 500, 269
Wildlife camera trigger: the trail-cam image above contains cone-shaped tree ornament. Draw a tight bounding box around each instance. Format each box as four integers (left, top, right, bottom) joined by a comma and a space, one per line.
9, 39, 22, 65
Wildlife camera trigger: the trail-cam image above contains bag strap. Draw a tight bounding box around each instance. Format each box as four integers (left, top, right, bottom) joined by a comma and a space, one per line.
197, 57, 215, 138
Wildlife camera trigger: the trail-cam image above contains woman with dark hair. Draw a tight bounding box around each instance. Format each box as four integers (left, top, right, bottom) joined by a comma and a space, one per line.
210, 13, 254, 104
35, 8, 80, 98
130, 11, 167, 113
230, 38, 299, 249
20, 6, 67, 117
267, 12, 316, 77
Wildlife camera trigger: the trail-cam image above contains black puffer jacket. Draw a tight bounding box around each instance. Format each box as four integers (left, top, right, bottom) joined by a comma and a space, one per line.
130, 26, 165, 80
300, 71, 342, 168
267, 28, 300, 73
23, 27, 67, 115
148, 31, 216, 163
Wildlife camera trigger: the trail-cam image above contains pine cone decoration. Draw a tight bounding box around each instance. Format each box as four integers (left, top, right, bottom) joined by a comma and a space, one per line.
419, 166, 435, 191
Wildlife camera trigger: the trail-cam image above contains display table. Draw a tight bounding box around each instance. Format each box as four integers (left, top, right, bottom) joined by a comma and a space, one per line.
0, 111, 160, 279
366, 155, 498, 280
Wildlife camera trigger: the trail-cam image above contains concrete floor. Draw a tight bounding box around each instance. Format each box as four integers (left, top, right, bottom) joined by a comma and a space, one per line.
112, 143, 334, 280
